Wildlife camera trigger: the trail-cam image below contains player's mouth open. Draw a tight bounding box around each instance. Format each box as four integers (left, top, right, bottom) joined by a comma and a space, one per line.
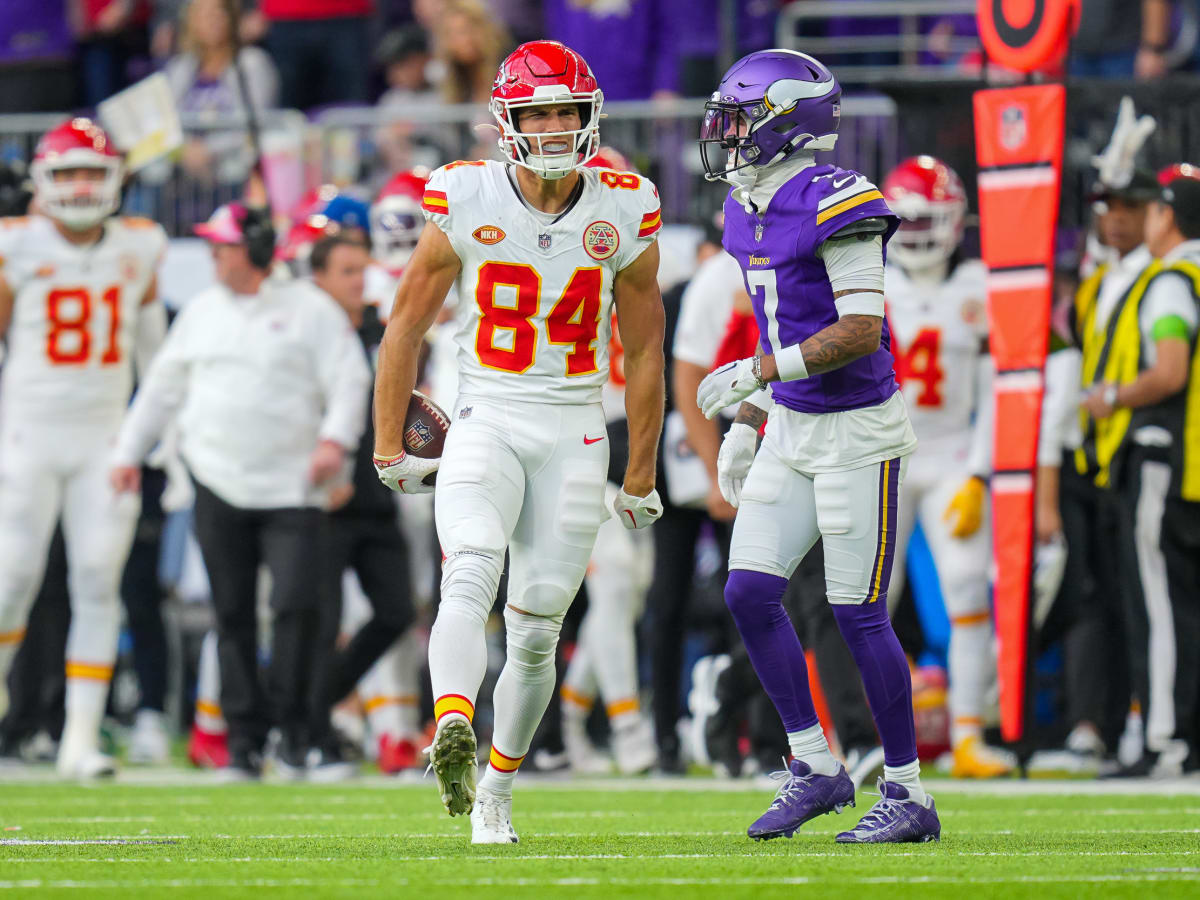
539, 140, 570, 153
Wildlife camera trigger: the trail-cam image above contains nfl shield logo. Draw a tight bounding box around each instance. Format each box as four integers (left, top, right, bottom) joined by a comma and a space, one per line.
754, 223, 764, 242
404, 420, 434, 452
1000, 105, 1027, 151
538, 232, 552, 251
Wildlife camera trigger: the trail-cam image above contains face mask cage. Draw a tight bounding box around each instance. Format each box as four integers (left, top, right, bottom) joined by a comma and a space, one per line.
888, 200, 965, 270
32, 158, 122, 230
371, 205, 423, 271
699, 99, 763, 183
492, 95, 602, 180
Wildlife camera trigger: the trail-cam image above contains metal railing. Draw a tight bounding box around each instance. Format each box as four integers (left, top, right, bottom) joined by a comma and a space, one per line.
0, 98, 900, 235
777, 0, 981, 85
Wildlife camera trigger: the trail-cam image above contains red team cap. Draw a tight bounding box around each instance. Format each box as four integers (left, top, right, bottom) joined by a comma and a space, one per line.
1157, 162, 1200, 185
490, 40, 603, 180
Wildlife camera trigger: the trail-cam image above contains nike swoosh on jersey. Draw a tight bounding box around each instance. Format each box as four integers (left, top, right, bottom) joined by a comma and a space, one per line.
831, 174, 857, 189
583, 434, 606, 445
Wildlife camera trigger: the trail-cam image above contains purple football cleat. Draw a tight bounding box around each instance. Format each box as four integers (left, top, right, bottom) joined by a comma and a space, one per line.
747, 759, 856, 841
835, 779, 941, 843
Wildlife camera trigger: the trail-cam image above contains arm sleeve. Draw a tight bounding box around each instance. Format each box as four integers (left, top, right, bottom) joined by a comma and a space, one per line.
134, 300, 168, 379
1038, 348, 1083, 467
815, 235, 885, 317
965, 352, 995, 477
313, 299, 372, 450
112, 308, 193, 465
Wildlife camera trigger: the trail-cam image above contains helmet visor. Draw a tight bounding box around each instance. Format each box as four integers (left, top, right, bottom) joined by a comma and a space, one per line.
699, 99, 759, 182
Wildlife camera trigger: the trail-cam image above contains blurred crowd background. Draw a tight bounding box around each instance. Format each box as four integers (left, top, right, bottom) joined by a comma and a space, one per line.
3, 0, 1200, 782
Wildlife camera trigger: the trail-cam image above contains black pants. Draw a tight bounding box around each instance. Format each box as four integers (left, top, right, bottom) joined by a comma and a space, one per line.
644, 502, 730, 757
266, 17, 370, 110
1054, 457, 1129, 749
1118, 446, 1199, 756
309, 513, 415, 744
192, 481, 325, 756
1161, 495, 1200, 758
119, 468, 168, 714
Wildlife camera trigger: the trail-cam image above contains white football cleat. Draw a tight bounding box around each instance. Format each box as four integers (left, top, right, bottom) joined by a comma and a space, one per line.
127, 709, 171, 765
563, 713, 610, 775
470, 788, 519, 844
56, 748, 117, 780
612, 714, 657, 775
428, 715, 477, 816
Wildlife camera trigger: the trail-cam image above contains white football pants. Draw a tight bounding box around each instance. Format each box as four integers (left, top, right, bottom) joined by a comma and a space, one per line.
0, 418, 140, 746
888, 443, 993, 743
429, 395, 609, 773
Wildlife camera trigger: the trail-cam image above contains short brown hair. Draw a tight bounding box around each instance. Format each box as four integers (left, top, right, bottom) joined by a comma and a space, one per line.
310, 233, 368, 272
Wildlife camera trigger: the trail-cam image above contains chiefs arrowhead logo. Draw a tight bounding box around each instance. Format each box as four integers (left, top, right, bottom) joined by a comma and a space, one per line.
472, 225, 506, 245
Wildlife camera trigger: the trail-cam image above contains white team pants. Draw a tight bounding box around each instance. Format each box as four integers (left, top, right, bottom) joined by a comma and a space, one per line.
0, 418, 141, 705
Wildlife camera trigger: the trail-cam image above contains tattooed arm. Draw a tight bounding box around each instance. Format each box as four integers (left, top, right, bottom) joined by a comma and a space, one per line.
733, 400, 769, 429
758, 292, 883, 382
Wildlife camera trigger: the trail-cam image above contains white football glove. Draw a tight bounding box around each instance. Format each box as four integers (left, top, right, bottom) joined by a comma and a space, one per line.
717, 423, 758, 508
697, 357, 762, 420
373, 451, 439, 494
613, 487, 663, 530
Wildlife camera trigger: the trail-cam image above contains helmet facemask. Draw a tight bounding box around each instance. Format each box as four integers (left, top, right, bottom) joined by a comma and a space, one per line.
888, 195, 965, 271
32, 156, 123, 231
370, 196, 424, 272
492, 89, 602, 180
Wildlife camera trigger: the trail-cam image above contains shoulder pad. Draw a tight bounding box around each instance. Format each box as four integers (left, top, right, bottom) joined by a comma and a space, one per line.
828, 216, 890, 239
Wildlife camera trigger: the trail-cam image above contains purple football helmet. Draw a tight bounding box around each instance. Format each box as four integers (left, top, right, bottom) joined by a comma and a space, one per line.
700, 49, 842, 183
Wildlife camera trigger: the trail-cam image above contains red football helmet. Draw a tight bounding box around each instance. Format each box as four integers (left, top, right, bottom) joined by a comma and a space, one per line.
371, 170, 428, 272
1158, 162, 1200, 185
490, 40, 602, 180
882, 155, 967, 270
31, 118, 123, 230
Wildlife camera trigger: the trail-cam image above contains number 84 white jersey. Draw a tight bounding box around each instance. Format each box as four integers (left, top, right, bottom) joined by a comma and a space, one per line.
0, 214, 166, 425
421, 160, 661, 405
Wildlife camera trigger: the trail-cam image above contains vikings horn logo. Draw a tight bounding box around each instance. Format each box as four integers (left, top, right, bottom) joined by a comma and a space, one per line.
762, 74, 837, 115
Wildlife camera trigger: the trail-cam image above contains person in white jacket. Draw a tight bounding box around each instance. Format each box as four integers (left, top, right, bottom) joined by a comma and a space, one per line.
110, 203, 371, 780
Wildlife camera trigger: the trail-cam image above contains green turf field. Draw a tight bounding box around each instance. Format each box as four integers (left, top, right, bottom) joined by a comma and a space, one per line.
1, 775, 1198, 898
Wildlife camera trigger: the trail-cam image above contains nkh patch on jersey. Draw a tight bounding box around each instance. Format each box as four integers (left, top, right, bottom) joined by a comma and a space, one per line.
420, 160, 661, 405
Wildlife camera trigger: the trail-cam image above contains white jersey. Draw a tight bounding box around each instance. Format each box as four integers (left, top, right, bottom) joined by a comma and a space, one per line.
0, 215, 166, 425
885, 259, 990, 458
421, 160, 661, 405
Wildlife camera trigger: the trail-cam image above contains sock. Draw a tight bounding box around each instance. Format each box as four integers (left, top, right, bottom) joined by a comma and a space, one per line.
194, 630, 227, 734
787, 722, 839, 776
724, 569, 819, 734
581, 536, 641, 712
478, 609, 561, 799
948, 613, 992, 746
831, 600, 918, 770
883, 759, 927, 806
428, 602, 489, 725
62, 674, 111, 757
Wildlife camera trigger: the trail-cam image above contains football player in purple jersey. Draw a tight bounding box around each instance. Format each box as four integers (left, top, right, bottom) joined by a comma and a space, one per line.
695, 49, 940, 844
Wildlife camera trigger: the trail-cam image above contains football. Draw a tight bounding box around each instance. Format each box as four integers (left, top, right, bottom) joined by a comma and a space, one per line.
403, 390, 450, 484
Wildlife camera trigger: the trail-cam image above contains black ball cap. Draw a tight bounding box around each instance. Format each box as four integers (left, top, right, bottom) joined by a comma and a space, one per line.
1089, 168, 1162, 204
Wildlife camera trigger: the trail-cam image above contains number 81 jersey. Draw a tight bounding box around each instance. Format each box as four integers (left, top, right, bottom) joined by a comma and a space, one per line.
422, 160, 661, 404
0, 215, 166, 425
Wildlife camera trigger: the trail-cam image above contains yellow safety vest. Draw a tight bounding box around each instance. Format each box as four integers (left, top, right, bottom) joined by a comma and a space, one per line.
1163, 258, 1200, 500
1074, 259, 1163, 488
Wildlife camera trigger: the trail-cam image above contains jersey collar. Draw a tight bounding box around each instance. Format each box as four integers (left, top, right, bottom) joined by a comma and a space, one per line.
732, 154, 815, 215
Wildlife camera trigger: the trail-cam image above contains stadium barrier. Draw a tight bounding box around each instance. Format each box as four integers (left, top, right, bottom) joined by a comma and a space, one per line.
0, 98, 899, 236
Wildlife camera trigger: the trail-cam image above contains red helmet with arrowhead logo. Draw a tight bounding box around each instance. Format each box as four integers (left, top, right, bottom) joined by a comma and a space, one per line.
31, 118, 124, 231
882, 155, 967, 270
490, 40, 602, 180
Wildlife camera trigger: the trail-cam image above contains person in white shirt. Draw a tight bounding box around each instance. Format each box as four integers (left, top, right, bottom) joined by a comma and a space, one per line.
109, 203, 372, 780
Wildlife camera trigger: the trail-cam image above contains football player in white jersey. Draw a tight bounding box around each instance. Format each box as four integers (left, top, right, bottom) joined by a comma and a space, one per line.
373, 40, 665, 843
881, 156, 1013, 777
0, 119, 168, 778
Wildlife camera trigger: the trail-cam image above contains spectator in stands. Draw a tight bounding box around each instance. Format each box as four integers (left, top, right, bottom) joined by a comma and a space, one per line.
164, 0, 279, 181
110, 203, 372, 779
544, 0, 679, 101
431, 0, 510, 105
376, 24, 435, 109
1069, 0, 1175, 78
73, 0, 153, 108
671, 0, 775, 97
261, 0, 372, 108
